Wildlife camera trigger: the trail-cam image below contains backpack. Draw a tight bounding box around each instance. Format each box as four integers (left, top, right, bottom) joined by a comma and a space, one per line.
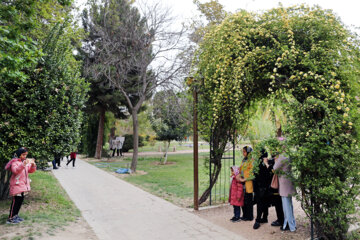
5, 158, 19, 171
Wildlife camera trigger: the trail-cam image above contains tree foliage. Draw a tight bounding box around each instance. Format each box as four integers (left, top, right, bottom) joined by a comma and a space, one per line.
84, 0, 185, 171
193, 5, 360, 239
150, 90, 191, 163
80, 5, 131, 158
0, 0, 88, 198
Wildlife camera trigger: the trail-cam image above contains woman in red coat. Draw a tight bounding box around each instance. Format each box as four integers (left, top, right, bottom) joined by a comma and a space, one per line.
7, 147, 36, 224
229, 166, 244, 222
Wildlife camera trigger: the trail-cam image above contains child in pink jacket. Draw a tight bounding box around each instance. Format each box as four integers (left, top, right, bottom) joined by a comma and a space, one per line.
229, 166, 244, 222
7, 147, 36, 224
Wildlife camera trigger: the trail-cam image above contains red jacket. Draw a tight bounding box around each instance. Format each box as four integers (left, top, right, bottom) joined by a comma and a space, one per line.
229, 177, 244, 207
9, 158, 36, 196
70, 152, 76, 159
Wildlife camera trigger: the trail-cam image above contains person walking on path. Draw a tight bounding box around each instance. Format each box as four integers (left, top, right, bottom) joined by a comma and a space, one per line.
273, 154, 296, 232
66, 151, 77, 167
6, 147, 36, 224
229, 166, 244, 222
52, 154, 61, 169
253, 149, 272, 229
237, 146, 254, 221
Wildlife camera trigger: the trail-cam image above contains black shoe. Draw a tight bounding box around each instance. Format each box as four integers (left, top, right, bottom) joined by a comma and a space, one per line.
280, 225, 290, 231
271, 220, 282, 226
253, 221, 260, 229
231, 217, 241, 222
230, 216, 237, 221
53, 167, 58, 170
259, 218, 268, 223
240, 217, 253, 221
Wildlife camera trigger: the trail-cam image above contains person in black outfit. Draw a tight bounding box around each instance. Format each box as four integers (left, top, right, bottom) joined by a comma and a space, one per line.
268, 155, 284, 227
253, 149, 272, 229
52, 154, 61, 169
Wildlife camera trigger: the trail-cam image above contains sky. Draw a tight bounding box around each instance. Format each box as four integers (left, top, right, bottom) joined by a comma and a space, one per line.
75, 0, 360, 32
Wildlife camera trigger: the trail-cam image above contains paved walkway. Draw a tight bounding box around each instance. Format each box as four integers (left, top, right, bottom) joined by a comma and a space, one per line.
52, 159, 246, 240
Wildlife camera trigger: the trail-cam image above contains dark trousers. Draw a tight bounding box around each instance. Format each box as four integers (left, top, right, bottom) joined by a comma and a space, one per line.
233, 206, 241, 218
242, 192, 254, 220
66, 158, 76, 167
52, 159, 57, 169
55, 157, 61, 167
272, 194, 284, 224
112, 149, 122, 157
8, 193, 24, 219
255, 190, 269, 222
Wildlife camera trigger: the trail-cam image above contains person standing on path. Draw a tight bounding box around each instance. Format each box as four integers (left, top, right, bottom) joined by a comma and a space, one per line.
237, 146, 254, 221
253, 149, 272, 229
273, 154, 296, 232
66, 151, 77, 167
229, 166, 244, 222
7, 147, 36, 224
267, 154, 284, 228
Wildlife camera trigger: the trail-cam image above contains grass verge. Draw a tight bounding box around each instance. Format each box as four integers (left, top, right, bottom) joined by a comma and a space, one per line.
0, 170, 80, 240
87, 151, 244, 208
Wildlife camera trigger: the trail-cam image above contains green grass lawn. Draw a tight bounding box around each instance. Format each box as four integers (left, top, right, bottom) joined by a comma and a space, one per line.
89, 150, 245, 208
0, 171, 80, 240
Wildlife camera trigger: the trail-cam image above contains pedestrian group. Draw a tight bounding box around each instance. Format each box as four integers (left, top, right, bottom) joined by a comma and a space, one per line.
229, 144, 296, 232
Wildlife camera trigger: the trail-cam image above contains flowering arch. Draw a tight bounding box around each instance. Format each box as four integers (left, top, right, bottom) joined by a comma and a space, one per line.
193, 5, 360, 239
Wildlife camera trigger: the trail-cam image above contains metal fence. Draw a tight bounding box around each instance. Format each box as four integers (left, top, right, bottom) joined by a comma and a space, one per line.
209, 142, 243, 205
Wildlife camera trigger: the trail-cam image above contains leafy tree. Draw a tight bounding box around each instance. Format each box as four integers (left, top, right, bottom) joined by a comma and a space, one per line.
150, 90, 191, 164
0, 0, 88, 199
79, 7, 131, 158
193, 5, 360, 238
84, 0, 185, 172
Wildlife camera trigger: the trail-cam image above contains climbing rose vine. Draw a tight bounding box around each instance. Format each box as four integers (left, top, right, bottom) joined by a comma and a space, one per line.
193, 5, 360, 239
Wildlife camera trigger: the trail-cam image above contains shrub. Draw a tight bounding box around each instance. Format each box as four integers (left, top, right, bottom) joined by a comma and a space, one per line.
122, 134, 145, 152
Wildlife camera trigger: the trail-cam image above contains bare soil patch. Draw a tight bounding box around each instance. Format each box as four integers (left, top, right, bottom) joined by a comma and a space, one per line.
150, 161, 176, 166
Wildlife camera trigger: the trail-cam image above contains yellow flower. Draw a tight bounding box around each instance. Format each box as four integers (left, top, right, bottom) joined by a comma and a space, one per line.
345, 107, 350, 112
349, 122, 353, 126
337, 106, 342, 110
340, 98, 344, 103
344, 113, 348, 118
335, 84, 340, 89
343, 120, 346, 124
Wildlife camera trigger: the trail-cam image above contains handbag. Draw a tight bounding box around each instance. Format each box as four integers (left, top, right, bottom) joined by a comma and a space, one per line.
270, 174, 279, 189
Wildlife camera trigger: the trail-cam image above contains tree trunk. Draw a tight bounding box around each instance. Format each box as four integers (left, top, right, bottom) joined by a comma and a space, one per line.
0, 169, 11, 200
163, 141, 170, 165
95, 108, 106, 159
199, 120, 229, 205
276, 124, 282, 137
130, 109, 139, 172
199, 162, 222, 204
